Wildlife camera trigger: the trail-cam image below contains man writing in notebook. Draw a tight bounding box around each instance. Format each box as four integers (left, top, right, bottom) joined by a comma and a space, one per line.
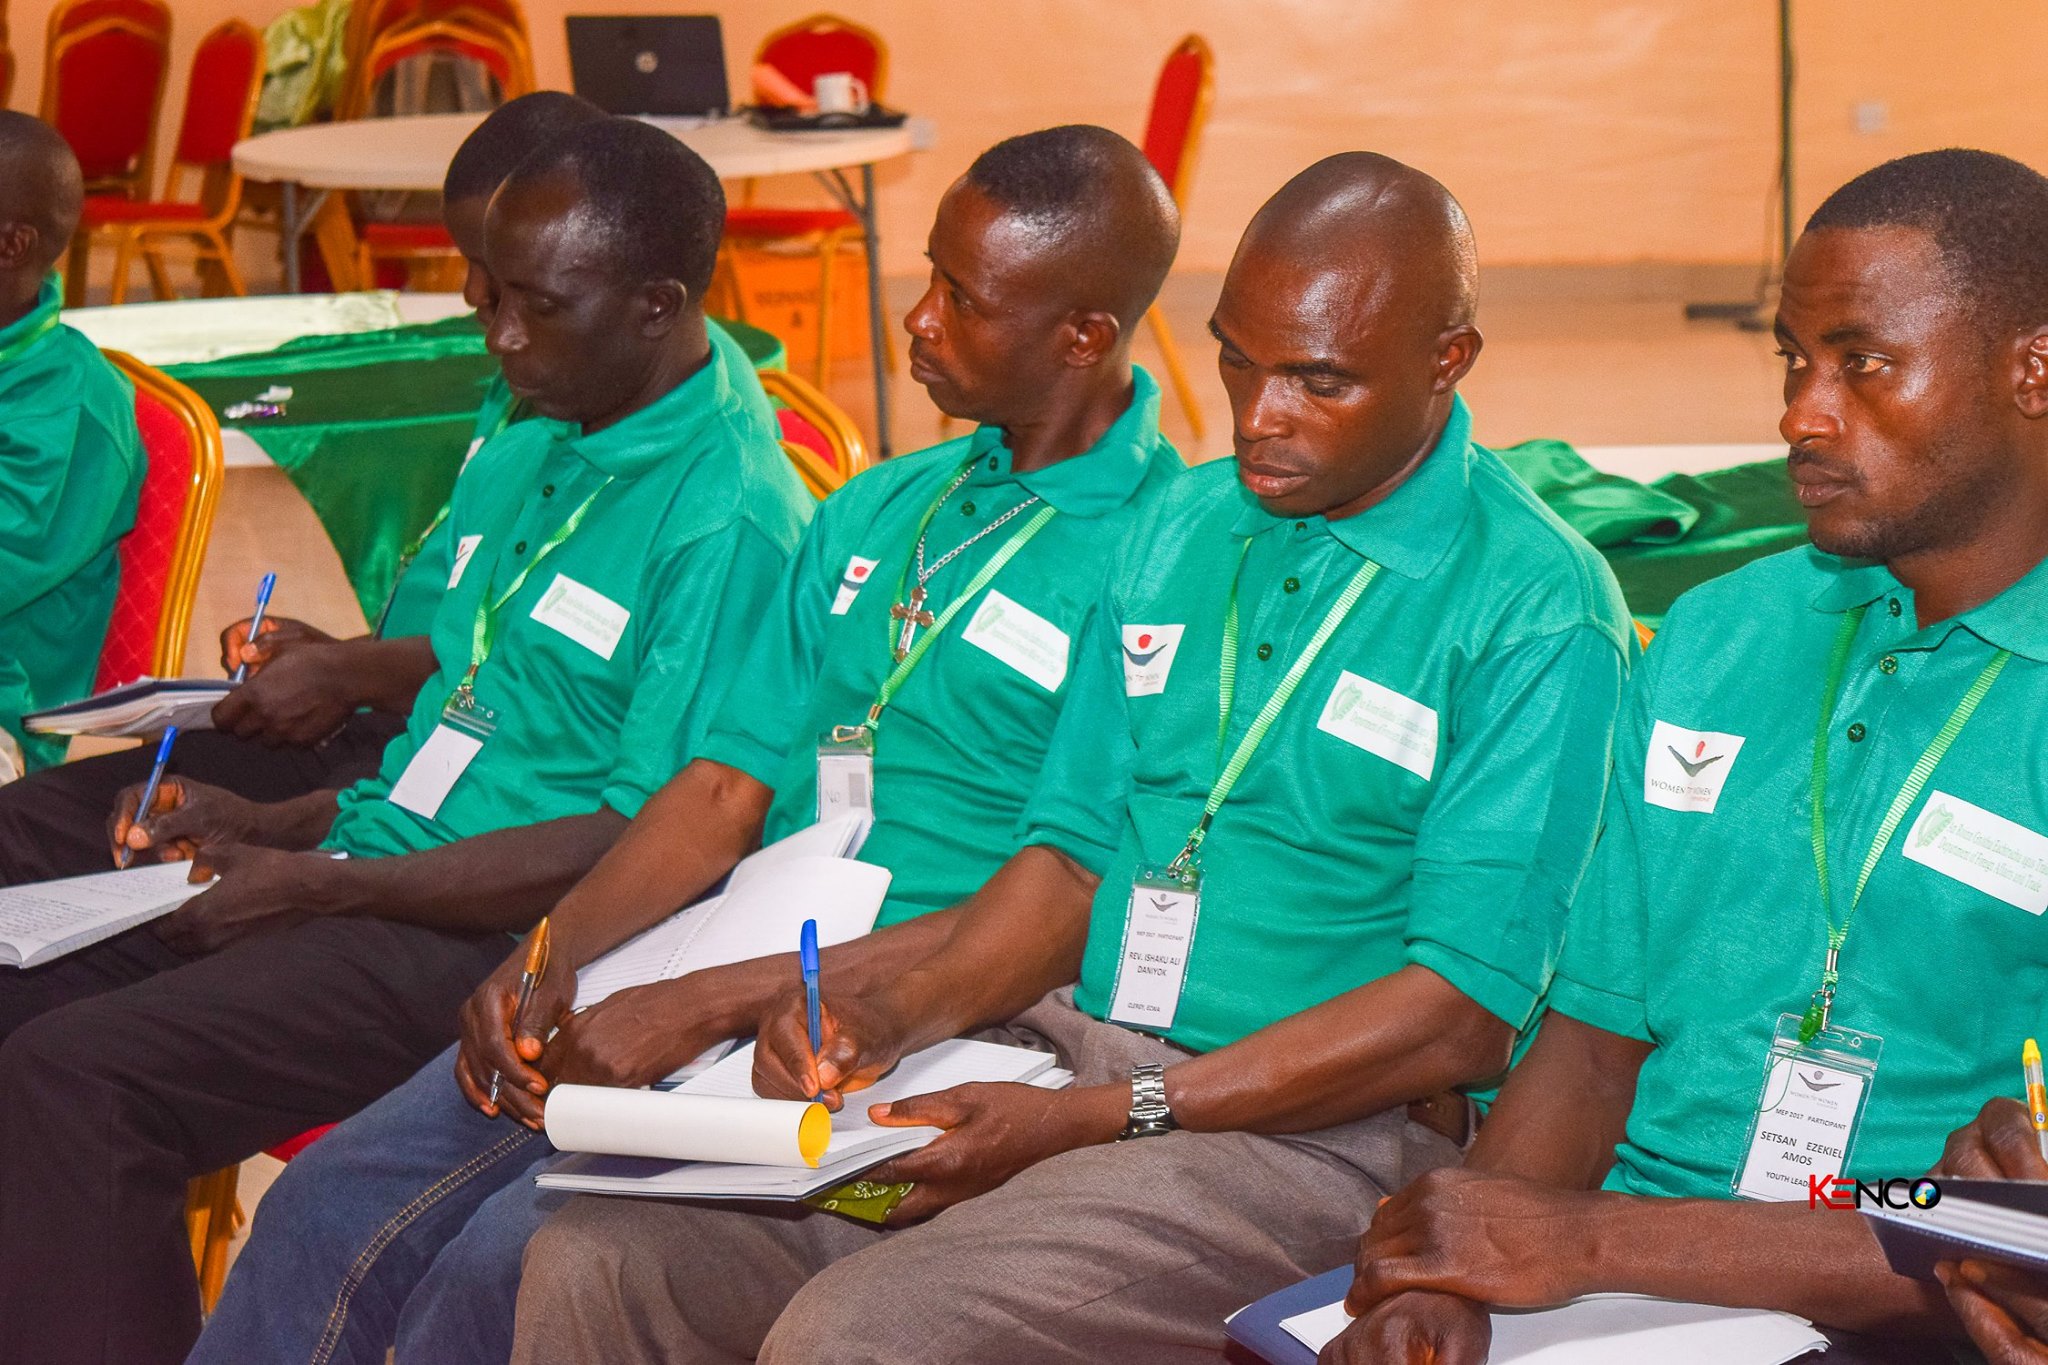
0, 112, 145, 776
509, 152, 1633, 1363
191, 125, 1188, 1365
1328, 150, 2048, 1362
0, 118, 810, 1365
0, 93, 778, 882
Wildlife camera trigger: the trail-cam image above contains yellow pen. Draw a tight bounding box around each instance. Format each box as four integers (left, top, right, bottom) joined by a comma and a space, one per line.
2024, 1038, 2048, 1162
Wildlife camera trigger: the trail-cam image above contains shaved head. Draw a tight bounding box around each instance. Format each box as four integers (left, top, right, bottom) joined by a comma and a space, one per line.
0, 112, 83, 279
905, 125, 1180, 427
1211, 152, 1482, 520
1241, 151, 1477, 343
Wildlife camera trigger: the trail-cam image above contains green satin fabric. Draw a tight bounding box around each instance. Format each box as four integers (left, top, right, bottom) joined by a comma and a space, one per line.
165, 315, 788, 625
1498, 440, 1806, 628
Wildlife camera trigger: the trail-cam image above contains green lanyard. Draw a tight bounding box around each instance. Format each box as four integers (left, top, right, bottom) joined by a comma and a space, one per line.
1799, 603, 2010, 1040
841, 461, 1058, 736
0, 309, 58, 367
450, 477, 614, 711
1166, 547, 1382, 876
373, 401, 526, 639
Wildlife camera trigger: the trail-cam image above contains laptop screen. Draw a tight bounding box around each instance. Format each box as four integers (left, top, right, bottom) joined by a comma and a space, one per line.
566, 15, 731, 118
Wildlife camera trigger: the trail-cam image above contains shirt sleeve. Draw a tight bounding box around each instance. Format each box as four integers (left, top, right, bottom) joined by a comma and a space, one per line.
600, 518, 797, 818
1403, 623, 1629, 1031
1546, 643, 1660, 1042
0, 409, 137, 616
695, 505, 838, 787
1018, 580, 1135, 876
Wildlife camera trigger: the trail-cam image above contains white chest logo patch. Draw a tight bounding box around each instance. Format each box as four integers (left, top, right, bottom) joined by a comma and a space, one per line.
831, 555, 880, 616
448, 534, 483, 590
1643, 719, 1746, 814
960, 590, 1068, 691
530, 574, 630, 660
1314, 671, 1438, 780
1121, 625, 1186, 696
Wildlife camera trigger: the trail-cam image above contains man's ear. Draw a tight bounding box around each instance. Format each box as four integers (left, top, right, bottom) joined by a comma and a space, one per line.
640, 279, 685, 337
0, 222, 40, 271
1431, 324, 1484, 394
2014, 327, 2048, 420
1062, 309, 1122, 369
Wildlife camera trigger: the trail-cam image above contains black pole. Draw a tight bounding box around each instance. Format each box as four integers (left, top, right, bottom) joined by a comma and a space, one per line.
1685, 0, 1792, 326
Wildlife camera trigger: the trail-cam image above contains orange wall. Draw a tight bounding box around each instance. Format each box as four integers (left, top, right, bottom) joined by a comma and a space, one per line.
20, 1, 2048, 275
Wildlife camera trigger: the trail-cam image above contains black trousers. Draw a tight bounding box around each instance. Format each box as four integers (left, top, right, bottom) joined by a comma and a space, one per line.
0, 711, 405, 884
0, 914, 510, 1364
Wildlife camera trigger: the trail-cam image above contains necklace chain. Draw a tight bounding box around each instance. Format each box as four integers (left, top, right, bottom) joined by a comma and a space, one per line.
913, 466, 1043, 590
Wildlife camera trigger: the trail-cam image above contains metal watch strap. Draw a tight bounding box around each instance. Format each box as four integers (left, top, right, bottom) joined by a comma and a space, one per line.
1118, 1062, 1176, 1141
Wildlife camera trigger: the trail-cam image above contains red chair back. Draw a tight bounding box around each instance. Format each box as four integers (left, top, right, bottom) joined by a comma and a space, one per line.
49, 0, 168, 41
1142, 35, 1214, 204
776, 407, 834, 466
44, 14, 170, 185
95, 354, 223, 690
174, 19, 263, 168
758, 13, 887, 102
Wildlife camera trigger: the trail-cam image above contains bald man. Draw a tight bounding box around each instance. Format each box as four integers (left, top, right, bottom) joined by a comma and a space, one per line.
0, 112, 144, 773
191, 124, 1185, 1365
508, 152, 1632, 1364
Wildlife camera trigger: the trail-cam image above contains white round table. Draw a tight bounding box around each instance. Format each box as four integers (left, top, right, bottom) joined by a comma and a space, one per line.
233, 113, 925, 452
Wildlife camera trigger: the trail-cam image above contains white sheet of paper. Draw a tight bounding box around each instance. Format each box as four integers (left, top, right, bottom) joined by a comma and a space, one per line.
544, 1087, 825, 1167
1281, 1294, 1828, 1363
387, 723, 485, 820
0, 863, 213, 967
571, 816, 882, 1010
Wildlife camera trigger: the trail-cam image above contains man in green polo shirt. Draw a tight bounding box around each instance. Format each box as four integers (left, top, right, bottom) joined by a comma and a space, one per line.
0, 117, 810, 1365
0, 92, 778, 884
510, 152, 1631, 1363
0, 112, 144, 775
191, 124, 1186, 1365
1328, 150, 2048, 1361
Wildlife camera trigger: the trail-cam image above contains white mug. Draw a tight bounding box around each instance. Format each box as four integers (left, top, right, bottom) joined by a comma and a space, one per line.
813, 71, 870, 116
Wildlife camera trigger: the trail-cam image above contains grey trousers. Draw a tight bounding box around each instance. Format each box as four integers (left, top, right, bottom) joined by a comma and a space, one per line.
511, 991, 1463, 1364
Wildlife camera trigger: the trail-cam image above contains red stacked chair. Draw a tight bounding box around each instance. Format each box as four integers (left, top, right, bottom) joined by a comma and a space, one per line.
41, 0, 171, 205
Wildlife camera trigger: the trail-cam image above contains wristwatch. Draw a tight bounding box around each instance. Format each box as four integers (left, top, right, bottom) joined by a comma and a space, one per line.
1117, 1062, 1178, 1141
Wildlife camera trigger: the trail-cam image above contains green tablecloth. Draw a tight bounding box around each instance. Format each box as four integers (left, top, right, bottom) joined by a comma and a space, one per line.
166, 314, 787, 623
1498, 439, 1807, 628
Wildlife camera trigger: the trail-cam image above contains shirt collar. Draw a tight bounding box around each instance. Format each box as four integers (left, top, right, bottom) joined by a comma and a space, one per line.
542, 340, 740, 478
965, 367, 1165, 517
1808, 548, 2048, 663
1227, 393, 1476, 580
0, 274, 63, 366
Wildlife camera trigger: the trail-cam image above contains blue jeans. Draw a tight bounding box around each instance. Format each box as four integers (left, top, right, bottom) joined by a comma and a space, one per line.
190, 1044, 563, 1365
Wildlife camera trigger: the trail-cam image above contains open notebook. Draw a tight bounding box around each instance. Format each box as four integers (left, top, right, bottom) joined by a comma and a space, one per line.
0, 863, 213, 967
1866, 1177, 2048, 1280
572, 813, 879, 1011
22, 678, 232, 737
1227, 1267, 1827, 1365
538, 1038, 1070, 1201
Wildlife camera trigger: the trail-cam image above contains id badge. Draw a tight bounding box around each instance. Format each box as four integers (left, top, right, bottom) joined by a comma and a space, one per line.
816, 727, 875, 822
1106, 863, 1200, 1031
1732, 1013, 1883, 1202
389, 700, 496, 820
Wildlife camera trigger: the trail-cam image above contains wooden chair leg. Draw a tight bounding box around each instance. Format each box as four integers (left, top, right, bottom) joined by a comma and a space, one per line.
1146, 304, 1206, 442
107, 232, 140, 306
188, 1164, 241, 1315
141, 242, 178, 301
812, 232, 839, 389
207, 231, 248, 297
311, 195, 363, 293
64, 232, 93, 307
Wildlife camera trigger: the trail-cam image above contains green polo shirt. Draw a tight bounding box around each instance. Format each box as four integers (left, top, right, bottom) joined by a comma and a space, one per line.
1553, 544, 2048, 1200
1022, 396, 1633, 1054
699, 369, 1183, 928
325, 339, 811, 860
0, 274, 145, 771
378, 321, 772, 642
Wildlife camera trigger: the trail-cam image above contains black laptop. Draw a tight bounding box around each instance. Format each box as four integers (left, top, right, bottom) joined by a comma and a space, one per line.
565, 15, 730, 118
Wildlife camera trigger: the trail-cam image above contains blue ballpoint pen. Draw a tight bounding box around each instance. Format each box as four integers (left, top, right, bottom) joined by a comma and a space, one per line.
800, 918, 823, 1102
120, 725, 180, 869
229, 572, 277, 684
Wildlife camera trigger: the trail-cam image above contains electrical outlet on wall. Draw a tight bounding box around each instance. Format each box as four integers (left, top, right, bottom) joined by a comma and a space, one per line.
1853, 100, 1890, 136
